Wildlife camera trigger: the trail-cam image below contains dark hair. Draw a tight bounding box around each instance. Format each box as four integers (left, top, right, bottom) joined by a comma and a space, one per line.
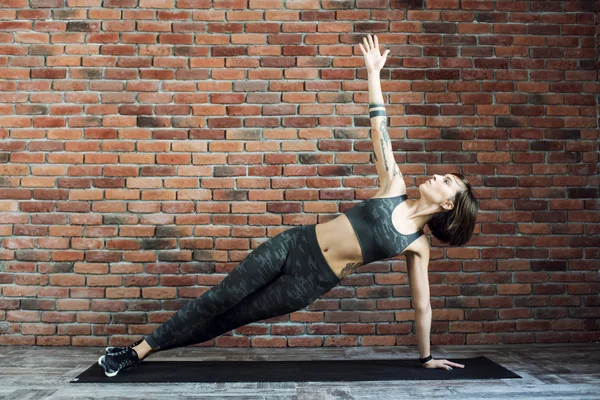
426, 173, 478, 246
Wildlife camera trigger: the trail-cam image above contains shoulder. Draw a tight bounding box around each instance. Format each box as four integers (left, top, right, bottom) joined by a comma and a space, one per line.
404, 234, 430, 261
372, 176, 407, 198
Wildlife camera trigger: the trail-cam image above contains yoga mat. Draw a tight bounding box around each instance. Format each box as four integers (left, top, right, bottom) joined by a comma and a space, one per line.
72, 355, 520, 383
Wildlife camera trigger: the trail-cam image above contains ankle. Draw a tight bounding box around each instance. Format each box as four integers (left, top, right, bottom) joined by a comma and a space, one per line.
132, 346, 147, 360
133, 341, 152, 360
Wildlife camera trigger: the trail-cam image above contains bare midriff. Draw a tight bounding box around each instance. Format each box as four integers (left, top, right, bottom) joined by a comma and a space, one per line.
314, 214, 365, 280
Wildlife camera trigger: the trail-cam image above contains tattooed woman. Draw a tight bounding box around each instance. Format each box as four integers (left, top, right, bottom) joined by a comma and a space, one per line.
98, 34, 477, 377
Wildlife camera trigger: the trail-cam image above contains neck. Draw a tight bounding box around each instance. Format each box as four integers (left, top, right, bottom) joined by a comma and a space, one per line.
405, 197, 444, 229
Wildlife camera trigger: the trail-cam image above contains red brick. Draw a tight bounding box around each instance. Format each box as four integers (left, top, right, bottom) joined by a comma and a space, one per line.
502, 333, 534, 344
466, 333, 499, 345
0, 335, 36, 345
288, 337, 323, 347
37, 336, 71, 346
21, 323, 56, 335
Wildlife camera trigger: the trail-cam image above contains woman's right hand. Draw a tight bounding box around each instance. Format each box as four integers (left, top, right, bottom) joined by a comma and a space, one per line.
423, 358, 465, 371
358, 34, 390, 74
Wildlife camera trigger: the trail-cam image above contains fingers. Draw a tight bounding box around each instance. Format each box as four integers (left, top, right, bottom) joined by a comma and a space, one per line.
447, 361, 465, 368
358, 43, 366, 56
362, 34, 386, 54
441, 359, 464, 368
441, 359, 465, 370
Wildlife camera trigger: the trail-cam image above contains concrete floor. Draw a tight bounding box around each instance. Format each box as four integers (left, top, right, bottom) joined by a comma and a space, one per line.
0, 343, 599, 399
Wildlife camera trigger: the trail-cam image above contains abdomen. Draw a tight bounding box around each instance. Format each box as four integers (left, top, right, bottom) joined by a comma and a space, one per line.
315, 215, 365, 277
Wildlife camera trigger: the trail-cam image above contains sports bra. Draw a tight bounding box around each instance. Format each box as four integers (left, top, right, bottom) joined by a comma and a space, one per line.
342, 194, 424, 265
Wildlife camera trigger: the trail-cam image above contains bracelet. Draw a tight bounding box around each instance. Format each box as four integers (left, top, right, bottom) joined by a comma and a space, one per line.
369, 110, 387, 118
368, 103, 385, 109
419, 355, 433, 364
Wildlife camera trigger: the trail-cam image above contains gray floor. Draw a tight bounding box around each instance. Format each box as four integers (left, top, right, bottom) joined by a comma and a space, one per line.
0, 343, 599, 399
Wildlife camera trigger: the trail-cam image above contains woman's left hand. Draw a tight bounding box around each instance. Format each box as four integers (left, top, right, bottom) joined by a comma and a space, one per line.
358, 34, 390, 73
423, 358, 465, 370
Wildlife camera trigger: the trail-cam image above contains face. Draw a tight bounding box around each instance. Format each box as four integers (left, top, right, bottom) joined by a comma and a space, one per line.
419, 174, 462, 211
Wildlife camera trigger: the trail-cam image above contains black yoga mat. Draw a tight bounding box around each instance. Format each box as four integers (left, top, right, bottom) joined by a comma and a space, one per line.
72, 355, 520, 383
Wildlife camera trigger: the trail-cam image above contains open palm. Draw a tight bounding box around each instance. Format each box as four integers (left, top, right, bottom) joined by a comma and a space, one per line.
358, 34, 390, 73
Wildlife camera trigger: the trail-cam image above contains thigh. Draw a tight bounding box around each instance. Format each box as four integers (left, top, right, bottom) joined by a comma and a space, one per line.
213, 273, 327, 334
203, 228, 296, 306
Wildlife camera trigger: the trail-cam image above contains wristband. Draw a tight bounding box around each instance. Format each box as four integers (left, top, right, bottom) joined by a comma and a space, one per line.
369, 110, 387, 118
368, 103, 385, 109
419, 355, 432, 364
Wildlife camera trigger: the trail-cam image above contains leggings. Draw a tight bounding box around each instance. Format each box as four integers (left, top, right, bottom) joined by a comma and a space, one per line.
144, 224, 341, 351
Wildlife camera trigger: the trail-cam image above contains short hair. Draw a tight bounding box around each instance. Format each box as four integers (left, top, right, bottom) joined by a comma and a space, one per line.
426, 173, 478, 246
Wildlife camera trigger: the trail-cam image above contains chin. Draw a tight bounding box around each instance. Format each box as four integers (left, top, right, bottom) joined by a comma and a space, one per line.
420, 187, 434, 201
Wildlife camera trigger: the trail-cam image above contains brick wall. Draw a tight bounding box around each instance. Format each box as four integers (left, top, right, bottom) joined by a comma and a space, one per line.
0, 0, 598, 348
597, 0, 600, 112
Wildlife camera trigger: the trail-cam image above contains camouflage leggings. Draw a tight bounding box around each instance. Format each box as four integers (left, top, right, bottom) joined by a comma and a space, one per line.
144, 224, 341, 351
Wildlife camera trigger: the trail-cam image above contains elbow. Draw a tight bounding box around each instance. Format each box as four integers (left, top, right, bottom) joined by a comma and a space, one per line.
414, 301, 431, 315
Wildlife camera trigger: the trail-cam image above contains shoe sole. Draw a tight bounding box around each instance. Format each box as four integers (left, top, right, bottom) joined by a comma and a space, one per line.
98, 355, 119, 378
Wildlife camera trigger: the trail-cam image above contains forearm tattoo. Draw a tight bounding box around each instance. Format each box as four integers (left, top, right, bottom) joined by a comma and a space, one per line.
369, 103, 400, 178
378, 120, 391, 173
377, 120, 401, 178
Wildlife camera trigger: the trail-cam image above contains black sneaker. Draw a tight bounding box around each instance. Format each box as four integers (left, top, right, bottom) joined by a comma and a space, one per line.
98, 346, 142, 377
105, 338, 144, 354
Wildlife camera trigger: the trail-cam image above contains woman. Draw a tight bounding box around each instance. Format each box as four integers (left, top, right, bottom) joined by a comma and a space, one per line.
98, 34, 478, 377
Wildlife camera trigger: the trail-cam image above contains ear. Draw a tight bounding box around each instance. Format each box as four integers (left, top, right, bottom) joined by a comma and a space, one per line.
441, 200, 454, 211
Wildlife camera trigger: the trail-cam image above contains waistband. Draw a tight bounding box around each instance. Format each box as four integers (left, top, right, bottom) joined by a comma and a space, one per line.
305, 224, 341, 286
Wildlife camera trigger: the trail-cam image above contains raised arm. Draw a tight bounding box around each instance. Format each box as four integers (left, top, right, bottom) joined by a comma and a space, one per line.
359, 35, 401, 188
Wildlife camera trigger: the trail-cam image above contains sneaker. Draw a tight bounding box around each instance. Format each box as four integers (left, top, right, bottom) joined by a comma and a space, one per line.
98, 346, 142, 377
105, 338, 144, 354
